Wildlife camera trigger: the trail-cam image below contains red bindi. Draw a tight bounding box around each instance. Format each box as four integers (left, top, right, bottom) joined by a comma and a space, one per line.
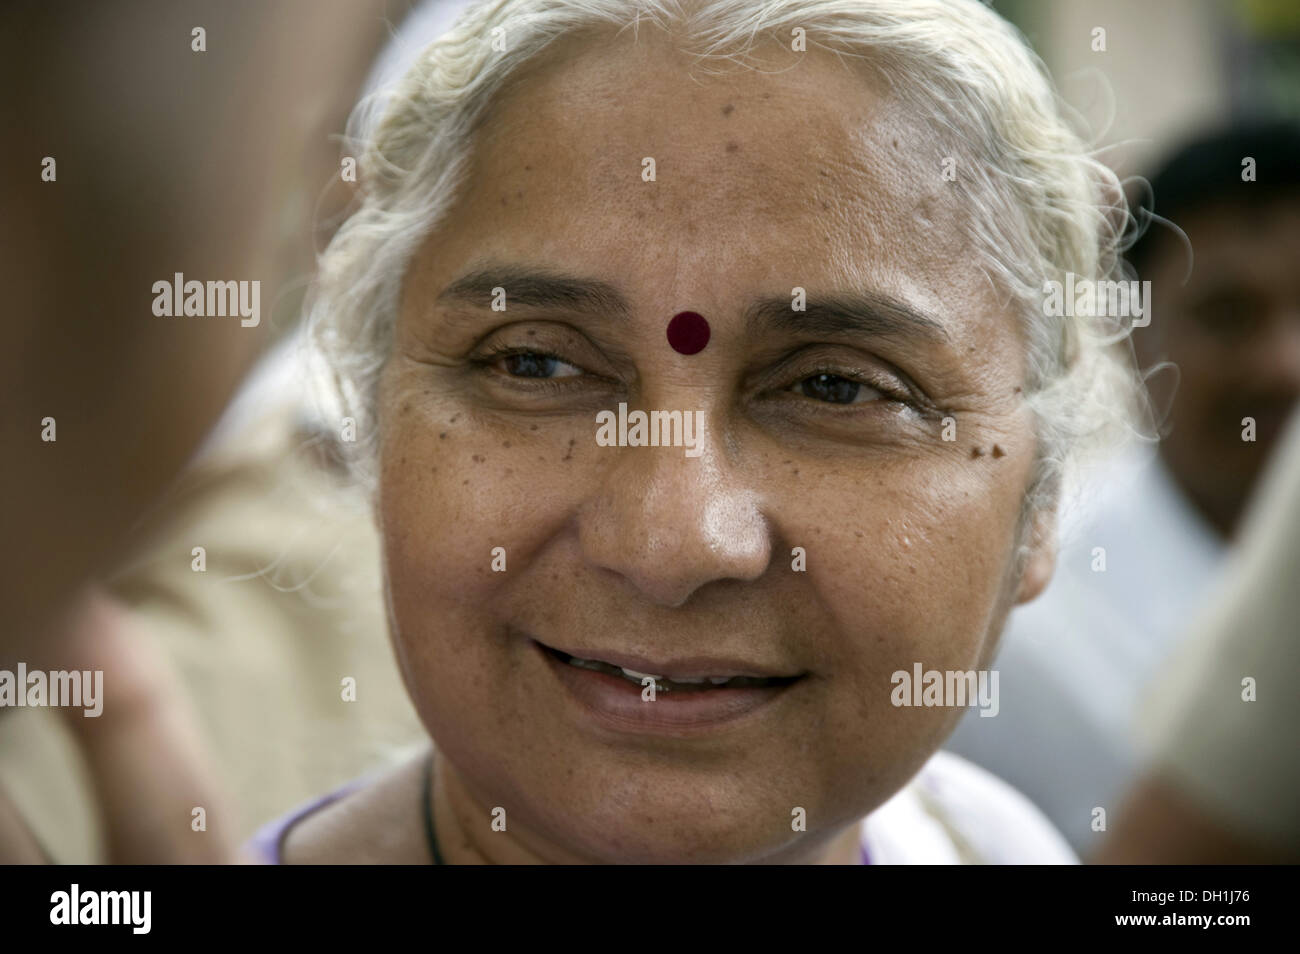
666, 311, 710, 355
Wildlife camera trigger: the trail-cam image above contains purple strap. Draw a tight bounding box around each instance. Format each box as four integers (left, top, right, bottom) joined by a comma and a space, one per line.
245, 780, 365, 865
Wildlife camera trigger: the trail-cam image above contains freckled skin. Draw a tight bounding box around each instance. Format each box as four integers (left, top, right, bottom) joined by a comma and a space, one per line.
366, 31, 1056, 864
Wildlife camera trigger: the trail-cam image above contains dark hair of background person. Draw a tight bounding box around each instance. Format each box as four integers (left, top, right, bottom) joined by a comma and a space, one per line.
1126, 119, 1300, 278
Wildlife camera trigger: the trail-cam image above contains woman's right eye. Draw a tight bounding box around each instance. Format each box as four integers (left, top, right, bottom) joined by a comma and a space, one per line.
488, 350, 585, 379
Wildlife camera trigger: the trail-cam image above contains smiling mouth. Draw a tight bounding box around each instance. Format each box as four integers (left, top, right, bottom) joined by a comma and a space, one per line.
538, 643, 804, 693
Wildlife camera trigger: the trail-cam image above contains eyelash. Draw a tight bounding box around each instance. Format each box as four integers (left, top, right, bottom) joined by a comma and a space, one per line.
791, 365, 914, 408
471, 344, 918, 410
470, 344, 588, 394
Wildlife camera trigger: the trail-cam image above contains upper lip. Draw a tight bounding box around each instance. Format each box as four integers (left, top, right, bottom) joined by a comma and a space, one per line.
535, 637, 803, 681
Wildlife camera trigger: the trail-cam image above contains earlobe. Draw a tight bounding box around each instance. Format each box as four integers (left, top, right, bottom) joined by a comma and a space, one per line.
1014, 505, 1058, 605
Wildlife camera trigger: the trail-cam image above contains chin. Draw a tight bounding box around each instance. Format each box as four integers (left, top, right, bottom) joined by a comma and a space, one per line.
530, 764, 832, 864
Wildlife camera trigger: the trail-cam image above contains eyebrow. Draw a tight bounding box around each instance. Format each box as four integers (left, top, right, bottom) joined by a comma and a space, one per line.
743, 292, 952, 345
437, 263, 631, 321
437, 262, 953, 345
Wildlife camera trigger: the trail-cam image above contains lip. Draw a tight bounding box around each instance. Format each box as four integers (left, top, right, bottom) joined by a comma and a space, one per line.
530, 637, 805, 735
532, 639, 802, 681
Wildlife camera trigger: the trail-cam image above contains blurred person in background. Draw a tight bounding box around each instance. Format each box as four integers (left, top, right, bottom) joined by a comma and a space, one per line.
1098, 405, 1300, 863
1129, 120, 1300, 539
945, 119, 1300, 857
0, 0, 408, 862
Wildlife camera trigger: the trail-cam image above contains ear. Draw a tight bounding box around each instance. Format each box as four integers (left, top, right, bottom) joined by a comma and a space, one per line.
1013, 499, 1059, 606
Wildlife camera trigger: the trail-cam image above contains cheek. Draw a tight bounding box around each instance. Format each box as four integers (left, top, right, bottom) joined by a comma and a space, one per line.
793, 450, 1025, 683
376, 391, 588, 650
374, 401, 571, 751
745, 449, 1030, 808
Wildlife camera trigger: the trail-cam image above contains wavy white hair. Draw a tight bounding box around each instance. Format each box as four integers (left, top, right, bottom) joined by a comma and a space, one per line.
305, 0, 1150, 543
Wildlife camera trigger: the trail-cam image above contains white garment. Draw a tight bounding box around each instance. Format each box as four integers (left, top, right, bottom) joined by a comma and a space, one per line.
1138, 409, 1300, 850
943, 444, 1226, 854
861, 751, 1077, 863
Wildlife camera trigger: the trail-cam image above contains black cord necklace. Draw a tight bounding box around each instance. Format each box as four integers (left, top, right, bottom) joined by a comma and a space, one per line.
421, 748, 447, 865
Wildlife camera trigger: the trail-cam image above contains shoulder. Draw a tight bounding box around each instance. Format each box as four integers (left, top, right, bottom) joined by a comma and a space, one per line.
247, 752, 429, 865
861, 750, 1078, 864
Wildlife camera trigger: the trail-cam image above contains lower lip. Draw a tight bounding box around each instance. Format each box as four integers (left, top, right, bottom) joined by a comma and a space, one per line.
533, 640, 800, 735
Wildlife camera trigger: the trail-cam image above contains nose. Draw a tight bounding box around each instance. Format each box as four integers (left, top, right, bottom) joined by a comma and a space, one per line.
577, 413, 771, 608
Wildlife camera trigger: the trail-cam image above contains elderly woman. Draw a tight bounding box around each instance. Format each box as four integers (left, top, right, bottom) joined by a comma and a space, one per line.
251, 0, 1143, 864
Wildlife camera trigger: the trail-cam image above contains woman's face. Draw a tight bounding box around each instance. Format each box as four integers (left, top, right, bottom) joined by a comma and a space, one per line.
377, 32, 1054, 863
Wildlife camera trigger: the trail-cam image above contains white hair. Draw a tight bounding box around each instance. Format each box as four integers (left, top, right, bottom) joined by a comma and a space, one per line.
305, 0, 1150, 536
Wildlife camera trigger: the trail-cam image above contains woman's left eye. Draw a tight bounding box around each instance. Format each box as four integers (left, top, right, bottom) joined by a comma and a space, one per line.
791, 372, 887, 405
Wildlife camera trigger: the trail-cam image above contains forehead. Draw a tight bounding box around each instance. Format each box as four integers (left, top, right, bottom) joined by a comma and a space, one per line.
422, 28, 1012, 356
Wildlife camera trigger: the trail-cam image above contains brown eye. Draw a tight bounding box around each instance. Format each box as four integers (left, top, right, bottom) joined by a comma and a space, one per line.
796, 372, 882, 405
491, 350, 583, 379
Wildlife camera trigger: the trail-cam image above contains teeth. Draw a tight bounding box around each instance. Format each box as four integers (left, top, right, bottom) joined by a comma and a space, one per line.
620, 667, 664, 681
557, 650, 762, 689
